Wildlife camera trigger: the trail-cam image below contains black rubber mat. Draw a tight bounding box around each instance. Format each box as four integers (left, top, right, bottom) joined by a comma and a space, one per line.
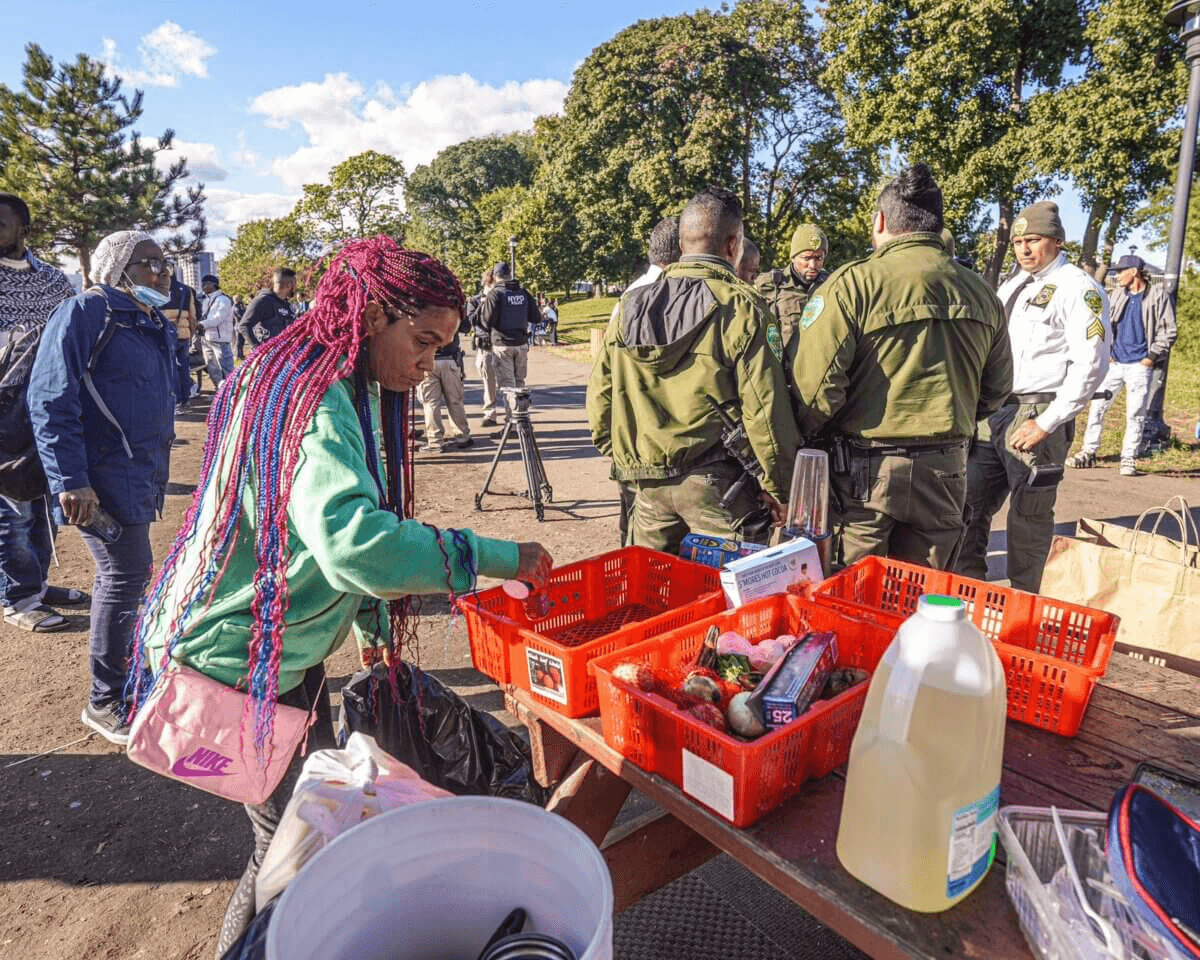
613, 855, 870, 960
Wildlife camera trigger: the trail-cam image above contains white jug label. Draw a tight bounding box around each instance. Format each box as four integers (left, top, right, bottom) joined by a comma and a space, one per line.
946, 785, 999, 898
682, 750, 735, 821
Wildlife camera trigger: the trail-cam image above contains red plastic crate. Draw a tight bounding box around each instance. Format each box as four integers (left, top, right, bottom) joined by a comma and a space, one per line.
589, 595, 894, 827
812, 557, 1119, 736
457, 546, 723, 718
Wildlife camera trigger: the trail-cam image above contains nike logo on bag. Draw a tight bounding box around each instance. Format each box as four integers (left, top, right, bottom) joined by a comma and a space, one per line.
171, 747, 233, 777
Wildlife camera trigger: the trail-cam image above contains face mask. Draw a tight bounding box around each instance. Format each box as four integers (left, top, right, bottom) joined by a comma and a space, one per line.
128, 283, 170, 308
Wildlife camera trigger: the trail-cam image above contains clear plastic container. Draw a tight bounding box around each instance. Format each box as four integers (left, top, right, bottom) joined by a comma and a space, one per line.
785, 448, 830, 538
267, 797, 613, 960
999, 806, 1192, 960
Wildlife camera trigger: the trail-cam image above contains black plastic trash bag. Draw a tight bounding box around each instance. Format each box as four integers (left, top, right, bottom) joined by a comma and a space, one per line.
340, 663, 549, 806
218, 896, 277, 960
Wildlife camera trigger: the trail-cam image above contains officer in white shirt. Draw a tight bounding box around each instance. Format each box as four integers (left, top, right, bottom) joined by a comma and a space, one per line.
956, 201, 1110, 593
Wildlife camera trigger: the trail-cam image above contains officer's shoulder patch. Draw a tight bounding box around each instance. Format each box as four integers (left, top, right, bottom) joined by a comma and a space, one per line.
1085, 318, 1104, 341
1012, 217, 1029, 239
1031, 284, 1056, 307
800, 296, 825, 329
766, 322, 784, 360
1083, 289, 1103, 317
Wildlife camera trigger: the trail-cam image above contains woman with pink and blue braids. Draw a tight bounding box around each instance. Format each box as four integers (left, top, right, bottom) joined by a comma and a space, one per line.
128, 236, 553, 954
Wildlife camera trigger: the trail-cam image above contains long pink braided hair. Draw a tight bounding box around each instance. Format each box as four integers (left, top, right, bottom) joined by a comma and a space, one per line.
128, 236, 465, 753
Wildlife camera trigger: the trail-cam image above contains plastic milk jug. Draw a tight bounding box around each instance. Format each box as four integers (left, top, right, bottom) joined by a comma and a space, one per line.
836, 595, 1007, 912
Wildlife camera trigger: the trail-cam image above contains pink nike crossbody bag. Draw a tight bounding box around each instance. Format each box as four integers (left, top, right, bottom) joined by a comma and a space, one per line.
126, 662, 318, 805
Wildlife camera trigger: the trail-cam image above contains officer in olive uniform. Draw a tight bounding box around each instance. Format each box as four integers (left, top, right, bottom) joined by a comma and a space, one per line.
794, 164, 1013, 570
755, 223, 829, 363
957, 201, 1110, 593
588, 186, 799, 554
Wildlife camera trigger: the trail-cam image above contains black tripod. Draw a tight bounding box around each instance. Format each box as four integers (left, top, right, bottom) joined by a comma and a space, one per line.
475, 388, 554, 521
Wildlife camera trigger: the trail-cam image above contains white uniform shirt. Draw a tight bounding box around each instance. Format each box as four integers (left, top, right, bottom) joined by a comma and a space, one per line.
201, 291, 236, 343
997, 252, 1110, 433
610, 264, 664, 323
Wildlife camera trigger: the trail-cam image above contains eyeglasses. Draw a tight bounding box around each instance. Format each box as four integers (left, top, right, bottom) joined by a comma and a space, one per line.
127, 257, 175, 275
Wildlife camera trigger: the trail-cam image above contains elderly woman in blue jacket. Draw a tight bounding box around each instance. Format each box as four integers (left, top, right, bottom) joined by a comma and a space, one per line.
28, 230, 177, 743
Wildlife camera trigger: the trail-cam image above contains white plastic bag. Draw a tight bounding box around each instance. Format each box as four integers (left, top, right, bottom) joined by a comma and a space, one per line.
255, 732, 452, 910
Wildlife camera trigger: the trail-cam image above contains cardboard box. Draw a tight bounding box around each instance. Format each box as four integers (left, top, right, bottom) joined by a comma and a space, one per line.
719, 536, 823, 607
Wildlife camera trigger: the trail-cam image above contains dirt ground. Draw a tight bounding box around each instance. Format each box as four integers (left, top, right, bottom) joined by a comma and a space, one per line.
2, 347, 1198, 960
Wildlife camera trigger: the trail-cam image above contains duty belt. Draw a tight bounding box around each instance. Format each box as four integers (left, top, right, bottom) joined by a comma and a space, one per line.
849, 438, 969, 459
1007, 392, 1056, 405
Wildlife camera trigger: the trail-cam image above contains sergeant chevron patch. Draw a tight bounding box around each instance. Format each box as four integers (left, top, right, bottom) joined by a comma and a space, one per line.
1085, 319, 1104, 340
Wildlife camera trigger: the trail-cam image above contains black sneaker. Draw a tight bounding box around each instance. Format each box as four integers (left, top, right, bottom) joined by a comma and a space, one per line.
455, 436, 474, 449
81, 702, 131, 746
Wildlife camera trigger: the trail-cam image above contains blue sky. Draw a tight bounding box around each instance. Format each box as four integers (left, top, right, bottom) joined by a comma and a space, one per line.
0, 2, 1160, 261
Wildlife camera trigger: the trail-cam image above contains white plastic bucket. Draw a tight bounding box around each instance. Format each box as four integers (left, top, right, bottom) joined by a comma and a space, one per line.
266, 796, 613, 960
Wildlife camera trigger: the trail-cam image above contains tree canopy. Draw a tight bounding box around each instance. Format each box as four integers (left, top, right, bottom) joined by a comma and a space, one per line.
0, 43, 206, 282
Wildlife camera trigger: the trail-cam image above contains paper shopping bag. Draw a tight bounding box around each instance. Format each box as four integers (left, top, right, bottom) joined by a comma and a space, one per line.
1041, 498, 1200, 676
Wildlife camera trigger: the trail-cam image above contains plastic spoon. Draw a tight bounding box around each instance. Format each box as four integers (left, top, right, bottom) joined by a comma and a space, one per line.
1050, 806, 1124, 958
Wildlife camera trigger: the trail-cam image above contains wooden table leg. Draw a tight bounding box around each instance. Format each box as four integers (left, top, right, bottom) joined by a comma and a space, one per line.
601, 810, 718, 913
546, 754, 632, 847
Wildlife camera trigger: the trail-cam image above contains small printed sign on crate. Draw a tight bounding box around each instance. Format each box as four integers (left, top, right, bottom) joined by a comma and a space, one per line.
526, 649, 567, 704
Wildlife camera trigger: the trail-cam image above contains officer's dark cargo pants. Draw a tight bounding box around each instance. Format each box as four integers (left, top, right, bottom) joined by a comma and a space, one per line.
631, 461, 768, 556
831, 445, 968, 571
956, 401, 1073, 593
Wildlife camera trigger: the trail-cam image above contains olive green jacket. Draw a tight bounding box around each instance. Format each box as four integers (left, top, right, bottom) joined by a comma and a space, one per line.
754, 265, 828, 360
587, 255, 799, 501
793, 234, 1012, 442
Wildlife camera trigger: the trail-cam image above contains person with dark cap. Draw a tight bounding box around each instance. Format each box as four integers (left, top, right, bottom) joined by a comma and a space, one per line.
607, 215, 682, 546
754, 222, 829, 363
957, 200, 1110, 592
199, 274, 236, 390
1068, 255, 1176, 475
481, 260, 539, 417
589, 186, 799, 554
794, 164, 1012, 571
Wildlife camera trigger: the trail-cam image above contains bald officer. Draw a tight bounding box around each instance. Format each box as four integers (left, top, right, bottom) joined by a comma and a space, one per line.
956, 201, 1110, 593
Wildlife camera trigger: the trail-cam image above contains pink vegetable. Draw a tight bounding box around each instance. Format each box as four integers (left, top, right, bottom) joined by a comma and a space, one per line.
716, 631, 753, 657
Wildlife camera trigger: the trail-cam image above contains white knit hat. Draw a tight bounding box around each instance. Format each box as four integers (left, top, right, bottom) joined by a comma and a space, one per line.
91, 230, 155, 286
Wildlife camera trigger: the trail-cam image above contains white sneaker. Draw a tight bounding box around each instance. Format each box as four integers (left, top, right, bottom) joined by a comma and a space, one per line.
1119, 459, 1141, 477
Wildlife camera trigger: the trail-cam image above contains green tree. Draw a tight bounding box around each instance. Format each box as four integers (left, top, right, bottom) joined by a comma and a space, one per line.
822, 0, 1088, 286
293, 150, 407, 248
540, 1, 862, 281
0, 43, 206, 282
1033, 2, 1187, 273
405, 133, 538, 284
217, 215, 307, 300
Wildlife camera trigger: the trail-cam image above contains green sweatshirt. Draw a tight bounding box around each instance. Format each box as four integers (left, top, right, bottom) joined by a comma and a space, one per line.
141, 376, 520, 694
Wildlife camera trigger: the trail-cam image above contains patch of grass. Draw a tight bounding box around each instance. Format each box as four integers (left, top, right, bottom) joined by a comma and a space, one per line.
1068, 354, 1200, 475
555, 296, 619, 345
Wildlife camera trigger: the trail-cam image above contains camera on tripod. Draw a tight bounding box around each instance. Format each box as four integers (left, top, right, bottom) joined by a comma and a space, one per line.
501, 387, 532, 414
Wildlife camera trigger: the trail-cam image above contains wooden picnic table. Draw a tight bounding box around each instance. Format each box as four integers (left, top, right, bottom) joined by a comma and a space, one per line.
504, 652, 1199, 960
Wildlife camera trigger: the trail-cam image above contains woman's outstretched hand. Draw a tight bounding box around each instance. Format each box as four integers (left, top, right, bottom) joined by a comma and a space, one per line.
516, 542, 554, 588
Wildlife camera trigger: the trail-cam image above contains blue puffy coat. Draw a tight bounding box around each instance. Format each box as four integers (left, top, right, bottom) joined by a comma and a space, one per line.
28, 285, 176, 525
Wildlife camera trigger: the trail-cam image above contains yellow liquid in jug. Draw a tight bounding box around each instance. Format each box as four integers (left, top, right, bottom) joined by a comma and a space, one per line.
836, 637, 1006, 913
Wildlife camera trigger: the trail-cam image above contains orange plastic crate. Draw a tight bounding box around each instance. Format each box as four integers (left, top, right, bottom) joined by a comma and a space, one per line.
589, 594, 894, 827
812, 557, 1119, 736
456, 546, 723, 718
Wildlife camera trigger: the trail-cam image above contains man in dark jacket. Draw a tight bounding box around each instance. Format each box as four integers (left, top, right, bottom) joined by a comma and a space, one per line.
28, 230, 177, 744
480, 261, 539, 417
238, 267, 297, 349
0, 192, 78, 634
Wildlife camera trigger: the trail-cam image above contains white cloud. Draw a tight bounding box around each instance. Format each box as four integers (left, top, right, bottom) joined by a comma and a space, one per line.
101, 21, 215, 88
141, 137, 229, 182
203, 188, 298, 254
248, 72, 568, 189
